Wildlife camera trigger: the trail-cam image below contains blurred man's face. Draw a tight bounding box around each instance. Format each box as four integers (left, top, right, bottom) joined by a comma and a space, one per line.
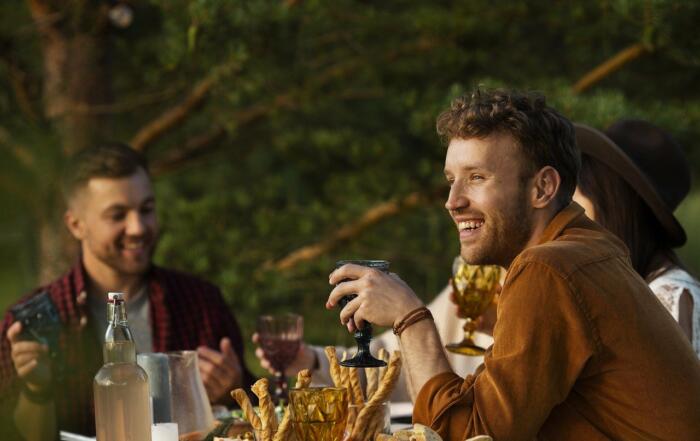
444, 133, 534, 267
67, 168, 158, 277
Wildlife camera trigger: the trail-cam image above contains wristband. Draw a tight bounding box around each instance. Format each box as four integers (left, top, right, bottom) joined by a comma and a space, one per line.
393, 306, 433, 337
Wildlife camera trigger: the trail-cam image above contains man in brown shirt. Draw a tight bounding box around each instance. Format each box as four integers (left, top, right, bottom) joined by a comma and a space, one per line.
327, 89, 700, 440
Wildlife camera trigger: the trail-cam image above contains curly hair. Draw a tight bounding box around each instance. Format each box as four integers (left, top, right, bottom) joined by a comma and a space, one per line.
436, 88, 580, 206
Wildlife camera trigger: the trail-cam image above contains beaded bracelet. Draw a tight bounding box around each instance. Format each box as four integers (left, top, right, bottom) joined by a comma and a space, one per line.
393, 306, 433, 337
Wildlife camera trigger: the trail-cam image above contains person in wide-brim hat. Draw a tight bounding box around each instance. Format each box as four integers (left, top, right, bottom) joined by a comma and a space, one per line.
573, 119, 699, 357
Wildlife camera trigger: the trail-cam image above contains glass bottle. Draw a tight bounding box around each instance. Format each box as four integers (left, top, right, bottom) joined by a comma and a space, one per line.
94, 292, 152, 441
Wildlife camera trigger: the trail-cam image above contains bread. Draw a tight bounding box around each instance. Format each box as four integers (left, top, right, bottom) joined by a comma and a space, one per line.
393, 424, 442, 441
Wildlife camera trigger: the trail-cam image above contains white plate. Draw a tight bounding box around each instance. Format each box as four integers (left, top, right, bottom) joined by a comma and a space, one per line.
59, 432, 95, 441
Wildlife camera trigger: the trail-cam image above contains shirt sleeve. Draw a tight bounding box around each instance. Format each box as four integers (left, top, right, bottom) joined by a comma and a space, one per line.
413, 261, 596, 441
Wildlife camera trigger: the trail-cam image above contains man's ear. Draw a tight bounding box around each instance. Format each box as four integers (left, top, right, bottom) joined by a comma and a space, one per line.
64, 208, 86, 240
530, 166, 561, 209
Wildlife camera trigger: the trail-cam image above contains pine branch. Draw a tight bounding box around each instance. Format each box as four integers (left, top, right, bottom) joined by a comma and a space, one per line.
265, 190, 442, 272
150, 126, 226, 176
130, 75, 217, 152
66, 85, 182, 115
130, 55, 243, 152
572, 42, 649, 94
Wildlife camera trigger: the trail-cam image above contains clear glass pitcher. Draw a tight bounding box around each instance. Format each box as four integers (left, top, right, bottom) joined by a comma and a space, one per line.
137, 350, 215, 439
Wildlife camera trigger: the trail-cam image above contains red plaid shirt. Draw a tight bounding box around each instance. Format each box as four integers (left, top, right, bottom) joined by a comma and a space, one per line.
0, 260, 255, 438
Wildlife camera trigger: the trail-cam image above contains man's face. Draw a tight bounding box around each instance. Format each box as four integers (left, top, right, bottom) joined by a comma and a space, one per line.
67, 168, 158, 277
444, 133, 535, 267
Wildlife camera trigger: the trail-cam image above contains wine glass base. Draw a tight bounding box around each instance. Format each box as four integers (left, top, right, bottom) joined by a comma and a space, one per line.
339, 353, 387, 368
445, 342, 486, 356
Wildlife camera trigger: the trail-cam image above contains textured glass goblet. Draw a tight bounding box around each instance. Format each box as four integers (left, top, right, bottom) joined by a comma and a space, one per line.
290, 387, 349, 441
445, 256, 502, 356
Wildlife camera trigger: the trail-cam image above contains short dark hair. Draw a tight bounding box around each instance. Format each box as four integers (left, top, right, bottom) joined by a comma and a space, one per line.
436, 88, 580, 207
62, 143, 149, 201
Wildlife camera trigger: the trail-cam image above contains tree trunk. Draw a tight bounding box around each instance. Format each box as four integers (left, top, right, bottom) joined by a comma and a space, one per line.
28, 1, 113, 281
38, 215, 78, 285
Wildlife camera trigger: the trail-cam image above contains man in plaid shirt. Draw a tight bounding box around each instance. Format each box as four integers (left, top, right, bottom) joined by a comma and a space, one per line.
0, 143, 255, 440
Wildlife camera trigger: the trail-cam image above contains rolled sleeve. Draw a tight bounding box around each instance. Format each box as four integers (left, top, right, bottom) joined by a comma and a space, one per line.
413, 261, 596, 441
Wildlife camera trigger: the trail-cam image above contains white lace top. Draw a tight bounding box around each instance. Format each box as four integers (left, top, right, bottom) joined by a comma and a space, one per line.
649, 267, 700, 358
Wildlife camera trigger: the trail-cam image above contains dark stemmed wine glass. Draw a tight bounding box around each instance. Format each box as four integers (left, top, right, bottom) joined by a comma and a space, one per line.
257, 313, 304, 402
334, 260, 388, 368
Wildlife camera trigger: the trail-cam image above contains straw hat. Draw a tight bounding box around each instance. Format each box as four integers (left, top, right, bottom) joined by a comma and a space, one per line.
574, 119, 691, 247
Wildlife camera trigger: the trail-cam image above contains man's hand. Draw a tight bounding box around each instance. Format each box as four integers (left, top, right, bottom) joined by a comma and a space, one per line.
197, 337, 243, 403
327, 263, 424, 331
252, 332, 317, 377
7, 321, 52, 393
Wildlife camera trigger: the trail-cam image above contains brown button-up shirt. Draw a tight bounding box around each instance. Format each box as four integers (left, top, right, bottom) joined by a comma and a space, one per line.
413, 203, 700, 441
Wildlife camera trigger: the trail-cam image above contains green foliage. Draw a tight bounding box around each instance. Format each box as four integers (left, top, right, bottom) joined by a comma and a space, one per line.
1, 0, 700, 374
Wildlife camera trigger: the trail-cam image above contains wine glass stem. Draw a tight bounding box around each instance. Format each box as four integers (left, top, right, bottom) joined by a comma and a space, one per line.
274, 370, 286, 403
463, 317, 476, 341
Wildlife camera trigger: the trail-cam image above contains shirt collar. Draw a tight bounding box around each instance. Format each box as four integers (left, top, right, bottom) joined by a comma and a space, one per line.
536, 201, 586, 246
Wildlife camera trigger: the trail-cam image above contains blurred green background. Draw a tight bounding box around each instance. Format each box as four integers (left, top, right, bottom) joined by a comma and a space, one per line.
1, 0, 699, 376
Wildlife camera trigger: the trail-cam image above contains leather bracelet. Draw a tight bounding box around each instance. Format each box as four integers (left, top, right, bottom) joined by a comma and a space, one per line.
20, 381, 53, 404
393, 306, 433, 337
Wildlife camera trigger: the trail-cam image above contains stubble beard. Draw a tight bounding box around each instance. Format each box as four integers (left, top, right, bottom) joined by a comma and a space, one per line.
460, 195, 533, 268
98, 236, 156, 277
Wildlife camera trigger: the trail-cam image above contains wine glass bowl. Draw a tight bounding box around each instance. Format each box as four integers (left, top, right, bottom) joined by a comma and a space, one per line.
257, 313, 304, 401
445, 257, 503, 356
334, 260, 389, 368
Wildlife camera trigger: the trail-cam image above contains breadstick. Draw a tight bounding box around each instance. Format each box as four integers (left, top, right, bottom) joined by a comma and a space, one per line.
324, 346, 343, 387
365, 413, 385, 441
349, 365, 364, 405
340, 352, 353, 402
273, 369, 311, 441
295, 368, 312, 389
377, 348, 389, 383
251, 378, 278, 437
365, 366, 379, 400
351, 351, 402, 441
230, 388, 262, 431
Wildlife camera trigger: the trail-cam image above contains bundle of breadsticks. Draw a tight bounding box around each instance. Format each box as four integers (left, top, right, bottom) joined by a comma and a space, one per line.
230, 369, 312, 441
324, 346, 403, 441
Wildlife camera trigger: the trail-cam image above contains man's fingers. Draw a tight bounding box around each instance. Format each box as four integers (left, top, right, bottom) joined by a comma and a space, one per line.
7, 321, 22, 342
251, 332, 259, 344
198, 357, 228, 391
15, 358, 37, 378
197, 345, 225, 365
338, 296, 362, 327
254, 348, 275, 374
11, 341, 47, 358
13, 352, 42, 369
220, 337, 238, 362
255, 347, 270, 365
328, 263, 368, 285
327, 280, 362, 309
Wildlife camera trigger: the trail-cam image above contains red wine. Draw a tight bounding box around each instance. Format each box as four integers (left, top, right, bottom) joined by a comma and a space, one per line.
259, 336, 300, 372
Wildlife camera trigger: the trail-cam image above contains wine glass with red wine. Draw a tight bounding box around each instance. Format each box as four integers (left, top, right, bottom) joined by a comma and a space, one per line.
334, 260, 388, 368
257, 313, 304, 402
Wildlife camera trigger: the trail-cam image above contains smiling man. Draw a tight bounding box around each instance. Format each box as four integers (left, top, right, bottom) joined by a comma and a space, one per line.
0, 143, 254, 440
327, 89, 700, 440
